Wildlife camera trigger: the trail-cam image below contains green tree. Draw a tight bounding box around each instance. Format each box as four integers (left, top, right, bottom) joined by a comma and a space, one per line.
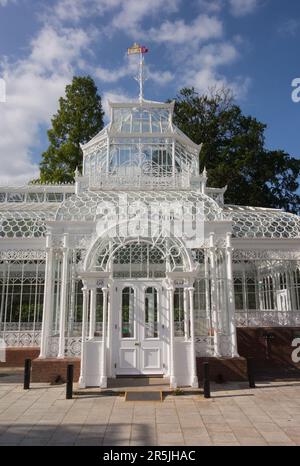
172, 87, 300, 213
39, 76, 104, 183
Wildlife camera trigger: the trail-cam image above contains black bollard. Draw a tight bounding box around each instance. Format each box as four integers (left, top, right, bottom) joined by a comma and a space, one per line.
24, 358, 31, 390
66, 364, 74, 399
247, 357, 256, 388
203, 362, 210, 398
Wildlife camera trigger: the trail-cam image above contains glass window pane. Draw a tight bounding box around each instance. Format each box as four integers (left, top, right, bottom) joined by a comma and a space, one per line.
122, 287, 134, 338
145, 287, 158, 338
248, 293, 257, 310
174, 288, 184, 337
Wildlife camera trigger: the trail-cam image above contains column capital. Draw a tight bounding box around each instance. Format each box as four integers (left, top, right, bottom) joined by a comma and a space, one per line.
209, 231, 215, 247
166, 286, 174, 292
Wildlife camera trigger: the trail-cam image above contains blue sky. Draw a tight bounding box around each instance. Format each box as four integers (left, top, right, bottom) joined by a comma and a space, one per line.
0, 0, 300, 184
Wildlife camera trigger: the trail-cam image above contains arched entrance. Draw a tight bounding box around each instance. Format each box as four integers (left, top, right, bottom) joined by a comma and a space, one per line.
79, 235, 197, 388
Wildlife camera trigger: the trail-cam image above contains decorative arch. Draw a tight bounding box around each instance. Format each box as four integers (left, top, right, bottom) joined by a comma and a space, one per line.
83, 226, 195, 275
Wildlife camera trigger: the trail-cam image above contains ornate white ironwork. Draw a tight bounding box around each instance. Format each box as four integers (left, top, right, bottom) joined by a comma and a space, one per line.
56, 190, 222, 222
225, 205, 300, 239
195, 336, 214, 356
1, 322, 42, 331
65, 337, 82, 357
81, 98, 201, 190
0, 186, 74, 204
235, 311, 300, 327
86, 236, 192, 274
2, 331, 41, 347
1, 73, 300, 370
0, 207, 57, 238
233, 249, 300, 261
0, 249, 46, 260
46, 336, 83, 357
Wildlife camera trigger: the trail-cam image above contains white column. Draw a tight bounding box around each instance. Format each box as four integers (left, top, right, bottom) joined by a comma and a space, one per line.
39, 233, 54, 358
89, 287, 97, 339
0, 263, 7, 329
209, 233, 220, 356
257, 268, 264, 310
273, 272, 279, 311
54, 254, 61, 333
172, 140, 176, 186
68, 251, 76, 336
58, 234, 69, 358
183, 287, 189, 340
204, 252, 211, 333
225, 233, 239, 357
188, 286, 198, 387
100, 287, 108, 388
79, 286, 89, 388
106, 288, 112, 377
167, 285, 176, 388
287, 268, 295, 311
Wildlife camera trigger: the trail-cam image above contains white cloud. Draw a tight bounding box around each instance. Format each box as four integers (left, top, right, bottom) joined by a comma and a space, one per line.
0, 0, 16, 6
278, 19, 300, 36
147, 14, 223, 44
198, 0, 224, 13
192, 43, 238, 67
102, 90, 132, 120
110, 0, 180, 36
51, 0, 121, 23
183, 67, 250, 98
50, 0, 179, 31
229, 0, 259, 17
0, 25, 92, 184
30, 26, 91, 73
180, 42, 250, 98
95, 55, 173, 86
0, 0, 253, 184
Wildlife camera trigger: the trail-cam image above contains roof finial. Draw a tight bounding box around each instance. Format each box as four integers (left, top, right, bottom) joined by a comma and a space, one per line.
128, 43, 149, 103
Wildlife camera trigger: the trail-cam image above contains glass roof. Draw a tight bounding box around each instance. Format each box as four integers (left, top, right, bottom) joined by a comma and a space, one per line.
224, 205, 300, 239
110, 106, 171, 134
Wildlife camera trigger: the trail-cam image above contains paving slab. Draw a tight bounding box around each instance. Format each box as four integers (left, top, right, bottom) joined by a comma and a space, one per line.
0, 379, 300, 445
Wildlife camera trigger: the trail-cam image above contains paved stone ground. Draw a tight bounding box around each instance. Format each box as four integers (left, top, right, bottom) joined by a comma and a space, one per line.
0, 377, 300, 445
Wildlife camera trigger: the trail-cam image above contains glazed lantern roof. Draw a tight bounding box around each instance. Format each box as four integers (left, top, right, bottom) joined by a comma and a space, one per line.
80, 99, 201, 191
79, 49, 202, 191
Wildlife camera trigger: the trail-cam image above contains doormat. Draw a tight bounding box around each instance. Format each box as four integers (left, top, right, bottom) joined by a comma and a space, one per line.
125, 391, 163, 402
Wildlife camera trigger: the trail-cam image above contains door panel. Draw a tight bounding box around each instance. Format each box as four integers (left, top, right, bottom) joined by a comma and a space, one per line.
117, 285, 139, 374
115, 282, 163, 375
142, 347, 161, 370
119, 347, 137, 370
140, 286, 162, 374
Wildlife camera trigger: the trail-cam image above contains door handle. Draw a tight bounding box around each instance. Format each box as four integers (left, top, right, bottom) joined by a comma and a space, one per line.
134, 342, 140, 346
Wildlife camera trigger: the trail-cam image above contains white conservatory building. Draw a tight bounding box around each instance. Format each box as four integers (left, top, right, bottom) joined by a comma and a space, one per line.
1, 94, 300, 387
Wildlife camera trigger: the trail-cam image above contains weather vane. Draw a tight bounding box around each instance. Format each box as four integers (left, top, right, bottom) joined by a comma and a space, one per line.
127, 43, 149, 103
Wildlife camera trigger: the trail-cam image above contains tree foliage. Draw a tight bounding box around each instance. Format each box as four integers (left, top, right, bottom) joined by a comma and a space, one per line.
172, 87, 300, 213
39, 76, 104, 183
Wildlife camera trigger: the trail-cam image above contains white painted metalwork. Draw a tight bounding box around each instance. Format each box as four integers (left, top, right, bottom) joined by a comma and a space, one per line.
235, 311, 300, 327
225, 205, 300, 239
0, 67, 300, 389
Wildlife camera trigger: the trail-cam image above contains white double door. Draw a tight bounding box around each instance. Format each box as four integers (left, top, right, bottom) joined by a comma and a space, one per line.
112, 281, 164, 375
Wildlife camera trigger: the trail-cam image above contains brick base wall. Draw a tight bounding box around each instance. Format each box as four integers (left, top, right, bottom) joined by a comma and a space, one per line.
3, 327, 300, 383
0, 347, 40, 367
237, 327, 300, 378
31, 357, 81, 383
197, 357, 248, 382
